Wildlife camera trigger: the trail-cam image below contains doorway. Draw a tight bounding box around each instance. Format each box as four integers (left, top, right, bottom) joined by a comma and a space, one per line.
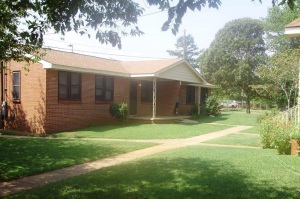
129, 81, 138, 115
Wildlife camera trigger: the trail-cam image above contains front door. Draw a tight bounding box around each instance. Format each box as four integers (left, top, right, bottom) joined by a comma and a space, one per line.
129, 81, 138, 115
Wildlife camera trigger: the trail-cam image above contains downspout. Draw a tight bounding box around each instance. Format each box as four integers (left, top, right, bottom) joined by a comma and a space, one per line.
1, 61, 4, 128
198, 87, 201, 115
152, 77, 157, 118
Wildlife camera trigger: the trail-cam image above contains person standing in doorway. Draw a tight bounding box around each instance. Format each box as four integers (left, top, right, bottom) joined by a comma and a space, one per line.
175, 96, 180, 115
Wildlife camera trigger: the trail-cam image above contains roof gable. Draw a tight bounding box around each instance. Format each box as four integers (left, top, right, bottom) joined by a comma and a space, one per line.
157, 60, 206, 84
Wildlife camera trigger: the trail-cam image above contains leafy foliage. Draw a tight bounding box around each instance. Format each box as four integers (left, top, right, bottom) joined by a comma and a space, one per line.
109, 102, 128, 122
200, 18, 266, 114
167, 34, 201, 68
256, 50, 299, 108
0, 0, 223, 63
189, 96, 220, 118
2, 0, 299, 64
205, 96, 221, 116
260, 118, 294, 154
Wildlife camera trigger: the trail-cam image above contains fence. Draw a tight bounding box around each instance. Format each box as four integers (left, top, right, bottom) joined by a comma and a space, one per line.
272, 105, 299, 126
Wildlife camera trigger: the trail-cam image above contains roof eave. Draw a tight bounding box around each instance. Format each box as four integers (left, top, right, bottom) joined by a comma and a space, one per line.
284, 27, 300, 38
130, 74, 155, 77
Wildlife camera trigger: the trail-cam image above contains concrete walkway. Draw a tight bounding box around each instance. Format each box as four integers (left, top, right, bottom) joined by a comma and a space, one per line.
0, 125, 252, 196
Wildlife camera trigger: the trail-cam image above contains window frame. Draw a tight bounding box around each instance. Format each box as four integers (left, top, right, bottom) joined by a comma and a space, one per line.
58, 71, 81, 101
95, 75, 114, 102
12, 71, 21, 101
186, 86, 195, 104
141, 81, 153, 102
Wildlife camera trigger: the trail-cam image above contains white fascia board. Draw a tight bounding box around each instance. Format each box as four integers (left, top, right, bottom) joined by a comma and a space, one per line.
284, 27, 300, 37
130, 74, 155, 77
49, 64, 130, 77
188, 83, 217, 88
39, 60, 52, 68
24, 54, 53, 68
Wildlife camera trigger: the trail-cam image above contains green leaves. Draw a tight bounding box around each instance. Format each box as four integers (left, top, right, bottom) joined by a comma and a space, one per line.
157, 0, 221, 35
167, 34, 201, 68
200, 18, 266, 111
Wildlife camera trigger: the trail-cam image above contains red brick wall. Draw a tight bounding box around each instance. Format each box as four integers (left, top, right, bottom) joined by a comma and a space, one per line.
5, 61, 47, 133
156, 80, 181, 116
44, 70, 130, 133
4, 62, 202, 133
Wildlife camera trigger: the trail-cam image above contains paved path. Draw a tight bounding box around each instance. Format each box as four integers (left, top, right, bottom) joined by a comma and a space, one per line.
0, 125, 253, 196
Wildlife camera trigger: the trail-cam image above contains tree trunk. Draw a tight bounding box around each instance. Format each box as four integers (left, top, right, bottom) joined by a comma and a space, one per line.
246, 96, 251, 114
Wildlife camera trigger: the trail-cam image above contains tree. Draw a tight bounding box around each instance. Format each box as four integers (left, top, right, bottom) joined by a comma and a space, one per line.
199, 18, 266, 114
0, 0, 221, 63
257, 50, 299, 109
256, 1, 300, 109
167, 34, 201, 68
0, 0, 296, 63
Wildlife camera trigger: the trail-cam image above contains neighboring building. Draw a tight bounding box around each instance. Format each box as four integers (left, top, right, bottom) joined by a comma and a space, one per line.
285, 17, 300, 37
1, 49, 213, 134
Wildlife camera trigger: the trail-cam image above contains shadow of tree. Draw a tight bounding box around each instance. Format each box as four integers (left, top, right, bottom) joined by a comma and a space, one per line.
10, 153, 300, 198
6, 79, 46, 134
0, 138, 154, 181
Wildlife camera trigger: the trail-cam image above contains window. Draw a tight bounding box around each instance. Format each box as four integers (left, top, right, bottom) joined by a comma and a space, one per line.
12, 71, 20, 100
141, 81, 153, 102
58, 71, 81, 100
95, 76, 114, 102
186, 86, 195, 104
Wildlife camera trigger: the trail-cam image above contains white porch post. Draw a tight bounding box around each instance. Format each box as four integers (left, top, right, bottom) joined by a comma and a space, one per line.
198, 87, 201, 115
153, 77, 157, 118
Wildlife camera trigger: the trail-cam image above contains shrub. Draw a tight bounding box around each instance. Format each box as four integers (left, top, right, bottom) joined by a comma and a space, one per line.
205, 96, 220, 117
189, 103, 199, 118
260, 118, 294, 155
260, 118, 277, 149
109, 102, 128, 122
257, 109, 279, 123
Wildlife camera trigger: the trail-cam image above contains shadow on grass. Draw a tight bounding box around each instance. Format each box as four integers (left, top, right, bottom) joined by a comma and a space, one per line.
198, 113, 231, 124
10, 157, 298, 199
0, 138, 154, 182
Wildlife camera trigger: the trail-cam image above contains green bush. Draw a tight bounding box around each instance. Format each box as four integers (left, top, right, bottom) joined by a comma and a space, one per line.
205, 96, 220, 117
260, 119, 294, 155
109, 102, 128, 122
189, 103, 199, 118
260, 118, 277, 149
257, 109, 279, 123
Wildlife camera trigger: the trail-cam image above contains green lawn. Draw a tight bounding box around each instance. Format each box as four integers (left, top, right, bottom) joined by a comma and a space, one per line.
204, 133, 261, 147
8, 146, 300, 199
51, 123, 230, 139
199, 109, 264, 134
0, 138, 156, 181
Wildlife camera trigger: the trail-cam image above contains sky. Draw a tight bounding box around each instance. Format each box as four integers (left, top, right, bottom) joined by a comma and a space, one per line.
43, 0, 273, 61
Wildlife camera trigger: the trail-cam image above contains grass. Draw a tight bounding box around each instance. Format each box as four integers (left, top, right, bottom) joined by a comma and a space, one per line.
204, 133, 261, 147
198, 109, 265, 134
8, 146, 300, 199
0, 138, 156, 181
51, 123, 230, 139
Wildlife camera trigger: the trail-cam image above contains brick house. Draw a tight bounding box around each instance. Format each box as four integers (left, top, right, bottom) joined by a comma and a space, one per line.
1, 49, 213, 134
